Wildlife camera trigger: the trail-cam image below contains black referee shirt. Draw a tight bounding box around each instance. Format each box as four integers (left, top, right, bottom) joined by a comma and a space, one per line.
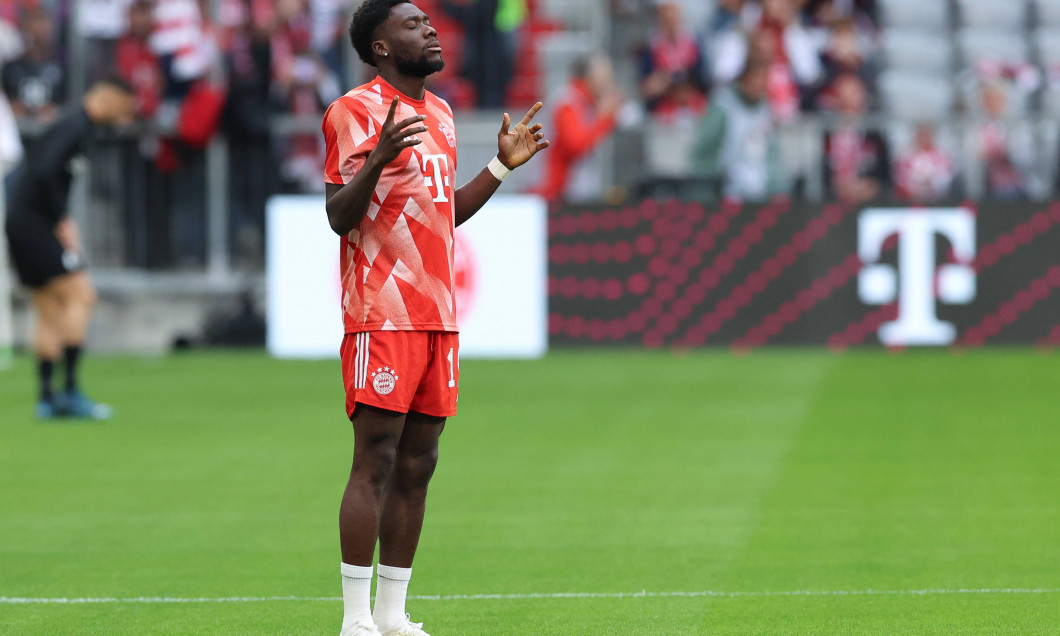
8, 107, 93, 226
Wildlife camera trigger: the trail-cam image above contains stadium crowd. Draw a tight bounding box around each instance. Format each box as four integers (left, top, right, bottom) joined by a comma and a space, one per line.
619, 0, 1050, 205
0, 0, 1055, 266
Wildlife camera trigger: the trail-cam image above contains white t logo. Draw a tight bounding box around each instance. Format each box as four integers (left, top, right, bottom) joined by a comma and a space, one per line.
421, 154, 450, 203
858, 208, 977, 346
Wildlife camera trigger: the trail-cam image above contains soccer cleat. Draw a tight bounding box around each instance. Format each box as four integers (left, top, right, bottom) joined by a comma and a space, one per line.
379, 615, 430, 636
339, 620, 383, 636
58, 390, 113, 420
35, 398, 59, 419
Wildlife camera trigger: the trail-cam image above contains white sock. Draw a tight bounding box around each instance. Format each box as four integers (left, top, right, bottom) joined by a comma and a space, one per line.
341, 563, 375, 631
373, 564, 413, 630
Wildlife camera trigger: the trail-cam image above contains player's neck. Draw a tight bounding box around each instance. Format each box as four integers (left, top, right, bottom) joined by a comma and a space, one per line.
378, 70, 426, 102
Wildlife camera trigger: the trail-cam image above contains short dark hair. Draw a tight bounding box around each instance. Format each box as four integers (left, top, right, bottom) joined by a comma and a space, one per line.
350, 0, 411, 67
91, 75, 135, 95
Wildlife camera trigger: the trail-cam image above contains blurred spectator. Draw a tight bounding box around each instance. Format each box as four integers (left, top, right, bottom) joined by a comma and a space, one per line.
2, 8, 65, 122
537, 53, 624, 203
147, 0, 224, 167
272, 0, 339, 192
222, 0, 276, 265
441, 0, 514, 108
77, 0, 134, 82
966, 61, 1044, 198
115, 0, 163, 119
222, 0, 273, 145
691, 62, 786, 202
713, 0, 823, 120
308, 0, 348, 81
145, 0, 222, 267
822, 73, 888, 204
894, 123, 956, 203
150, 0, 215, 99
706, 0, 754, 37
496, 0, 526, 95
975, 80, 1031, 200
818, 17, 877, 102
639, 0, 708, 121
804, 0, 878, 31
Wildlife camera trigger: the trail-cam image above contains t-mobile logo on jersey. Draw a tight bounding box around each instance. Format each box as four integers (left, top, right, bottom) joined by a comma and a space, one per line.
858, 208, 977, 346
421, 154, 450, 203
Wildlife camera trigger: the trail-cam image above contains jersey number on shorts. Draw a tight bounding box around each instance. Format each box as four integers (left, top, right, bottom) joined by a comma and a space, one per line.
447, 347, 456, 388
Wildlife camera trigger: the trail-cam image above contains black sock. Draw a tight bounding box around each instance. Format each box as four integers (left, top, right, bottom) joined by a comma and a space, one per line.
38, 358, 55, 401
64, 345, 82, 393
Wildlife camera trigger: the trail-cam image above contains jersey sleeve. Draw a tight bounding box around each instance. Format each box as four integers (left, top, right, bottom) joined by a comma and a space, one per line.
322, 97, 377, 186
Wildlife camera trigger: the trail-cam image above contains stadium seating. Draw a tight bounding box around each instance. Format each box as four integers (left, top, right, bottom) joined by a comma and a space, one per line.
956, 0, 1027, 30
1034, 27, 1060, 68
879, 0, 950, 30
1037, 0, 1060, 27
957, 28, 1031, 66
1035, 28, 1060, 116
878, 69, 955, 120
1038, 27, 1060, 115
881, 29, 954, 73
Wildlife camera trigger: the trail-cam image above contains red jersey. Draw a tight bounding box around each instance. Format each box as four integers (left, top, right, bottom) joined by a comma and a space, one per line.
115, 37, 162, 119
322, 76, 459, 334
537, 79, 615, 202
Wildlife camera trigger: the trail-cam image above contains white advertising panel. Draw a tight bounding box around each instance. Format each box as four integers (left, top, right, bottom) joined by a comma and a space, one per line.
266, 194, 548, 359
858, 207, 977, 346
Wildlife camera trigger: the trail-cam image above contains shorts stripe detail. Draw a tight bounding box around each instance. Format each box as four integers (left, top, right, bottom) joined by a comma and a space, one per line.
356, 333, 365, 388
363, 333, 371, 388
352, 334, 361, 388
358, 333, 365, 388
355, 333, 370, 389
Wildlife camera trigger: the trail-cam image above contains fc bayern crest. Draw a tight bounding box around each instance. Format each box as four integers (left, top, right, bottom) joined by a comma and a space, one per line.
438, 121, 456, 148
371, 367, 399, 395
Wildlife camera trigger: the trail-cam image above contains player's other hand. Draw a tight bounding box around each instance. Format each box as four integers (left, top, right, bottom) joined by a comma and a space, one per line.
371, 96, 429, 166
54, 217, 81, 252
497, 102, 550, 170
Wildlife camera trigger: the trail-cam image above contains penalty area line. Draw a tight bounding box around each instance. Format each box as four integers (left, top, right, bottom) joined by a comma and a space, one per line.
1, 588, 1058, 605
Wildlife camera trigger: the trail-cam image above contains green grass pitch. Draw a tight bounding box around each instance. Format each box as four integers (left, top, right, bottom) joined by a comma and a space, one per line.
1, 348, 1058, 635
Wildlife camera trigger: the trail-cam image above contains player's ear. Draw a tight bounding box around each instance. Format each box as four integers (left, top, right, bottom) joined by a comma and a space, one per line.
372, 40, 389, 62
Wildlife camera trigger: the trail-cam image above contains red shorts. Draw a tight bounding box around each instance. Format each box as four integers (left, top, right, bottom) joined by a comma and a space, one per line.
340, 331, 459, 419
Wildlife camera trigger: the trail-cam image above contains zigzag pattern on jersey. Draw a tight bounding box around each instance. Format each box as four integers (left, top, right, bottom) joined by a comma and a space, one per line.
324, 77, 459, 333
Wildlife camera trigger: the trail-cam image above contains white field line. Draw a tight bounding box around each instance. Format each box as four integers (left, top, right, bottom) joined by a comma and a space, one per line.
1, 588, 1058, 605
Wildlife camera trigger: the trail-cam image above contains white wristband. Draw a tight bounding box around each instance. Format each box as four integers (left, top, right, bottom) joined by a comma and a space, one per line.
488, 156, 512, 182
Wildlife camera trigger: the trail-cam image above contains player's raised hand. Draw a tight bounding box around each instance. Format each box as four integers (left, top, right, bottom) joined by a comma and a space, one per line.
371, 96, 429, 166
497, 102, 550, 170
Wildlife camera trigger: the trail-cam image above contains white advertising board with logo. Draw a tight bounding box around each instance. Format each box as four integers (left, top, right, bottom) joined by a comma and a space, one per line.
858, 207, 977, 346
266, 194, 548, 359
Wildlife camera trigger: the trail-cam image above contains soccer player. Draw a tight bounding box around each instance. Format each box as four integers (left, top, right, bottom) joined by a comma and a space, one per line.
4, 79, 134, 419
321, 2, 548, 635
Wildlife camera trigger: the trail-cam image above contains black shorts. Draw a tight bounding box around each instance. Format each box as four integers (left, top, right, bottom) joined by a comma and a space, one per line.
4, 213, 85, 289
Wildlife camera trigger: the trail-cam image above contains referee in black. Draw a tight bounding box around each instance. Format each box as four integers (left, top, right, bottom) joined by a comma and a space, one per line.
4, 79, 133, 419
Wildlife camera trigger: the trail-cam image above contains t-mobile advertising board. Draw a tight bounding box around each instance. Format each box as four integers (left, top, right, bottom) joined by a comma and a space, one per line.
266, 194, 548, 359
547, 199, 1060, 348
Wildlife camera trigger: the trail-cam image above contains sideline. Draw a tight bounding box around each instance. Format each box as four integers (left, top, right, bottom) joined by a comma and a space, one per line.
3, 588, 1058, 605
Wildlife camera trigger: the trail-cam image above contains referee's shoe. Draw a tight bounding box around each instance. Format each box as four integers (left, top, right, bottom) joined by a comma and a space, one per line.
47, 390, 113, 420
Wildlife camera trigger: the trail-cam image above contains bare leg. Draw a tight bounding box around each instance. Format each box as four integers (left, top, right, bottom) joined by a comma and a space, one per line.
340, 404, 406, 566
378, 411, 445, 568
31, 288, 65, 361
46, 271, 97, 346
